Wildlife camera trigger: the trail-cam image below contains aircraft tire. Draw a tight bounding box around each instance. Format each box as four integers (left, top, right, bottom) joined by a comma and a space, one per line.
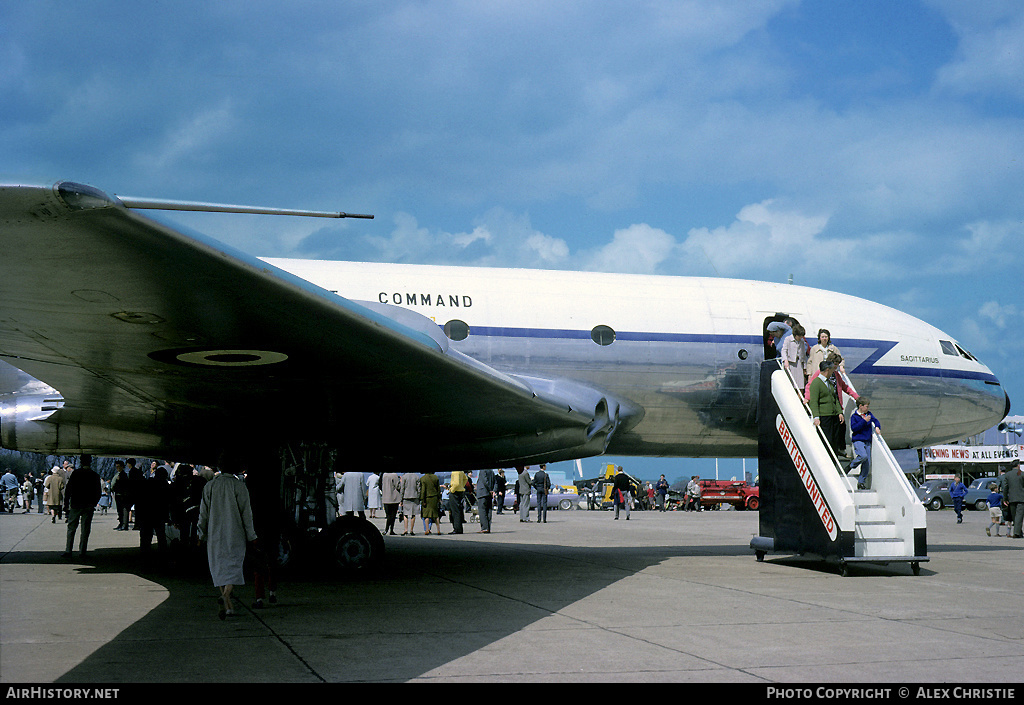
327, 516, 385, 572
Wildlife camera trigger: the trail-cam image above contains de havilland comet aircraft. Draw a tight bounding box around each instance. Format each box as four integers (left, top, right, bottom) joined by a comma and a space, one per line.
0, 181, 1010, 566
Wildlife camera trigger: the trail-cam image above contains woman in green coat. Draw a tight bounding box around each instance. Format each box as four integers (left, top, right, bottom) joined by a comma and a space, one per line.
419, 470, 441, 535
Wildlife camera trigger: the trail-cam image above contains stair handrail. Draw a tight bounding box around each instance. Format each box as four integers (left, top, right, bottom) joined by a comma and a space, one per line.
866, 427, 928, 536
771, 367, 857, 533
775, 359, 856, 487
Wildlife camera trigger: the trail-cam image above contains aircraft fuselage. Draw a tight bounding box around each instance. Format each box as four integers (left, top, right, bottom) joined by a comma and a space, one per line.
265, 259, 1008, 457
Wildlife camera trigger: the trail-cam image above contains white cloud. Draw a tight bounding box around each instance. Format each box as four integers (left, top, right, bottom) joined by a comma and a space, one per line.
676, 200, 829, 277
930, 1, 1024, 101
135, 101, 236, 172
979, 301, 1020, 329
580, 223, 676, 274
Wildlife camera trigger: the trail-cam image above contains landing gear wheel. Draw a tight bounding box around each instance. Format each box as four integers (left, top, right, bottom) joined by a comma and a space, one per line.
327, 517, 385, 572
755, 550, 765, 562
840, 562, 850, 578
911, 561, 921, 576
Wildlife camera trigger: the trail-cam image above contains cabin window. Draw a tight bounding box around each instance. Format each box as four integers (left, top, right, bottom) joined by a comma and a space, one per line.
591, 325, 616, 346
444, 319, 470, 341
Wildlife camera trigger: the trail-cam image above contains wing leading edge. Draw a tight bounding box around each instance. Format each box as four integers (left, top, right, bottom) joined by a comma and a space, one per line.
0, 182, 640, 466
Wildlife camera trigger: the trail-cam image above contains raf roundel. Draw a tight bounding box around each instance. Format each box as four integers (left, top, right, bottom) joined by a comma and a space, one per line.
175, 349, 289, 367
150, 348, 290, 368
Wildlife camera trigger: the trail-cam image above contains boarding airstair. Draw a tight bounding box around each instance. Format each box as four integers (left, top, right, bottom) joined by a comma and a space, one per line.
750, 360, 928, 576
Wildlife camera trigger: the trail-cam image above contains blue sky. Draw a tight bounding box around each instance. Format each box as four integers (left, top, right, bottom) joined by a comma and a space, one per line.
2, 1, 1022, 484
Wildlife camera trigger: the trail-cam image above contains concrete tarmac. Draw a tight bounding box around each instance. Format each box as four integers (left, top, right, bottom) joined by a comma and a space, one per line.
1, 503, 1021, 685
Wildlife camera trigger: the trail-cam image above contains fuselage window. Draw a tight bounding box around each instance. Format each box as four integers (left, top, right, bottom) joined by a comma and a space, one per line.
444, 319, 470, 341
591, 325, 616, 346
939, 340, 958, 356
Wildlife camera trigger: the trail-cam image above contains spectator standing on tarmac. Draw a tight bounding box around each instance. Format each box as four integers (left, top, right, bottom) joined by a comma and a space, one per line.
533, 464, 551, 523
44, 467, 64, 523
686, 476, 703, 512
476, 468, 495, 534
400, 470, 421, 536
136, 465, 171, 570
998, 460, 1024, 538
381, 470, 402, 536
494, 470, 507, 514
986, 483, 1004, 537
62, 455, 100, 558
448, 469, 468, 534
419, 469, 441, 535
613, 467, 632, 520
366, 470, 382, 519
655, 475, 669, 512
110, 460, 130, 530
2, 468, 19, 512
33, 472, 45, 514
21, 474, 35, 513
340, 470, 366, 519
198, 459, 257, 620
517, 466, 532, 522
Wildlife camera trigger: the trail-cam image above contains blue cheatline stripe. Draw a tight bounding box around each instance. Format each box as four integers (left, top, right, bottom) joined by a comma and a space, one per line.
469, 326, 763, 345
456, 327, 1001, 385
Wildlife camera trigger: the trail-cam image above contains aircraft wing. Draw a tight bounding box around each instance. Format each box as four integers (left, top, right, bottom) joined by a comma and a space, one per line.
0, 182, 639, 465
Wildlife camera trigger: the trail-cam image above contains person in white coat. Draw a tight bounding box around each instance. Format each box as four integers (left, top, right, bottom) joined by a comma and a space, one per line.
366, 471, 382, 518
340, 470, 366, 519
198, 463, 257, 620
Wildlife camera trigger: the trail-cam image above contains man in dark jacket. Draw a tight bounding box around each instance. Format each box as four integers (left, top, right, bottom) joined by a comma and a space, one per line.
62, 455, 101, 558
533, 464, 551, 523
476, 468, 495, 533
999, 459, 1024, 538
110, 460, 131, 530
136, 465, 171, 569
613, 466, 633, 520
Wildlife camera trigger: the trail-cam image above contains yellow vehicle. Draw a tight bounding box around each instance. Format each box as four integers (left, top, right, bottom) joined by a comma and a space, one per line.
580, 464, 642, 510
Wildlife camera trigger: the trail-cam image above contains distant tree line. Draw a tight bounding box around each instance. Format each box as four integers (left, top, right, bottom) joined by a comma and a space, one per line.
0, 448, 156, 482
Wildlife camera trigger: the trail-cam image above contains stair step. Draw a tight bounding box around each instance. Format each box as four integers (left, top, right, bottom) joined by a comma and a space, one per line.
854, 537, 907, 558
855, 505, 888, 522
855, 520, 898, 539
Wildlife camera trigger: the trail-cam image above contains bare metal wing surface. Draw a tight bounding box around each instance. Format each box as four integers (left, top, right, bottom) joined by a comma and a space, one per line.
0, 182, 639, 464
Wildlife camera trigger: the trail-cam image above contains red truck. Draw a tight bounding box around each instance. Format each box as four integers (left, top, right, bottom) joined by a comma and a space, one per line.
698, 480, 760, 511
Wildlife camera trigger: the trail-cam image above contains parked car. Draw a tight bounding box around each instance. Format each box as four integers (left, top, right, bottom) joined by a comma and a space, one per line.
502, 487, 582, 511
916, 479, 952, 510
965, 477, 1001, 511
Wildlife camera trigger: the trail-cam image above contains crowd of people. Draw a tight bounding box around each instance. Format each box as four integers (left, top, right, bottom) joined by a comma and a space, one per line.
337, 463, 590, 536
0, 455, 274, 620
767, 319, 868, 476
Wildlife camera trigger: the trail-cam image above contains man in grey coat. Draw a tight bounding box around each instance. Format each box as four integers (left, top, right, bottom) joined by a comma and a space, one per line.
516, 466, 532, 522
998, 459, 1024, 539
476, 468, 495, 533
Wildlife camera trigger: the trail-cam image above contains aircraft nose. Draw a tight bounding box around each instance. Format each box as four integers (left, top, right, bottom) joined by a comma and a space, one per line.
1005, 391, 1012, 419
